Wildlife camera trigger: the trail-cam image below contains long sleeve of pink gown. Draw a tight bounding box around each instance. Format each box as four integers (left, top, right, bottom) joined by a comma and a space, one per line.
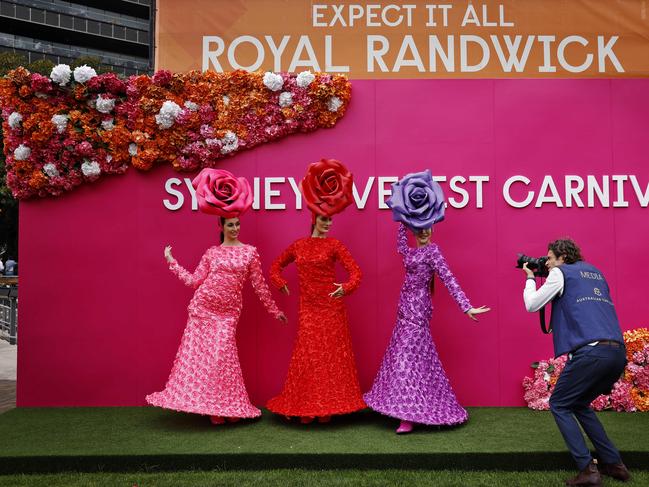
248, 248, 283, 319
168, 248, 211, 289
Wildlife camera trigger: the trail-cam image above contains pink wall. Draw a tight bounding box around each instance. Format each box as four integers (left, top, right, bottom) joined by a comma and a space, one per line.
17, 79, 649, 407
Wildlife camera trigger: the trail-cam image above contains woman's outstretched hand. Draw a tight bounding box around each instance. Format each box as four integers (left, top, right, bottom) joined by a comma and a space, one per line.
466, 306, 491, 322
164, 245, 173, 263
329, 283, 345, 298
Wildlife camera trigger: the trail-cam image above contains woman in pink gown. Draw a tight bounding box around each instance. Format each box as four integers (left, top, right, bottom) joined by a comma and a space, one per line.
146, 169, 286, 424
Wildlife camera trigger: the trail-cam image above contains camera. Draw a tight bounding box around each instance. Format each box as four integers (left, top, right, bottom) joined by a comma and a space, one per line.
516, 254, 549, 278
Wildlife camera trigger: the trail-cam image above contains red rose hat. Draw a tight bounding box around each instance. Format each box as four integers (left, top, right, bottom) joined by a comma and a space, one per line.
299, 158, 354, 221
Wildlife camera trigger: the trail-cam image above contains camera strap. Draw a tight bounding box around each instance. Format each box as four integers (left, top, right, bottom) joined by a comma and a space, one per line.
539, 306, 552, 334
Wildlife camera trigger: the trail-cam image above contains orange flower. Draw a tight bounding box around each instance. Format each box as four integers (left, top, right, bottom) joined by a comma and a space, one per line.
630, 387, 649, 412
7, 67, 31, 85
28, 171, 48, 189
19, 85, 32, 98
624, 328, 649, 362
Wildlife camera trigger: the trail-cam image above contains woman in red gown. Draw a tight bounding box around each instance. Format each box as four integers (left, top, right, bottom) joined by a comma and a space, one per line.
266, 159, 366, 423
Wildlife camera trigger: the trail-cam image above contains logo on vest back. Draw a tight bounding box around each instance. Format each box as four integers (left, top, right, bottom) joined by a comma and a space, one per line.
594, 287, 602, 296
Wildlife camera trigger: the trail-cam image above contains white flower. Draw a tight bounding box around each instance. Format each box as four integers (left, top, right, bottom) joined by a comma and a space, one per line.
101, 118, 115, 131
129, 143, 138, 156
13, 144, 31, 161
51, 114, 69, 133
95, 95, 115, 114
222, 95, 230, 106
543, 372, 551, 382
155, 100, 182, 129
205, 138, 219, 147
296, 70, 315, 88
73, 65, 97, 84
8, 112, 22, 129
327, 96, 343, 112
220, 131, 239, 154
106, 155, 113, 163
263, 72, 284, 92
43, 163, 59, 178
279, 92, 293, 108
50, 64, 72, 86
184, 101, 199, 111
81, 159, 101, 178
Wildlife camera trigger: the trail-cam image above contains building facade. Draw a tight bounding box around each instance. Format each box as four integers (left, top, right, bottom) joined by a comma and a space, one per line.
0, 0, 152, 75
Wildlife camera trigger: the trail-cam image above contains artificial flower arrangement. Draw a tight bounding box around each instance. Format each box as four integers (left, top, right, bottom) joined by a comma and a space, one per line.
0, 65, 351, 199
523, 327, 649, 412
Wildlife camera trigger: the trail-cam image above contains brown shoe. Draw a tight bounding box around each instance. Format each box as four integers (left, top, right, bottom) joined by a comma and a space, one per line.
565, 461, 602, 486
599, 462, 631, 482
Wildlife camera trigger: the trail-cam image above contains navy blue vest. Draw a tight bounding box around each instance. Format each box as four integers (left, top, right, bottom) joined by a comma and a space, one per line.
550, 261, 623, 356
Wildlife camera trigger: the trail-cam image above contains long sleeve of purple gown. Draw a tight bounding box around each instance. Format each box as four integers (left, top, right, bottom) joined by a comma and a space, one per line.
429, 244, 472, 313
397, 223, 409, 255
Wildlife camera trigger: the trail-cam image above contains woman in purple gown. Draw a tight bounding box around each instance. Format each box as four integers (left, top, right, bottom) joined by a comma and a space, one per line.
364, 170, 490, 433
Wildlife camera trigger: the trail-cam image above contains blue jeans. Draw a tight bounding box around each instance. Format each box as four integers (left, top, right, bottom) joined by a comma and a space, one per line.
549, 342, 627, 470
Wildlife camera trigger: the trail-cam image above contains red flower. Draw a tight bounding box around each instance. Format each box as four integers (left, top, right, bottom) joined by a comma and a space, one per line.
300, 158, 354, 217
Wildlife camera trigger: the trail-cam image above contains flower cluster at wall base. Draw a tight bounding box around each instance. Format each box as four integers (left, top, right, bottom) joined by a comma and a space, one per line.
0, 66, 351, 200
523, 327, 649, 412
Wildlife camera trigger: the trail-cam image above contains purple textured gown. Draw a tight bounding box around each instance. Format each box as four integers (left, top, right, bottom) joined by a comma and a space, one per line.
364, 224, 472, 425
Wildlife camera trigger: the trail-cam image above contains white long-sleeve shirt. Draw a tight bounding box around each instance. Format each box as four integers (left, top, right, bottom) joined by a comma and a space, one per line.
523, 266, 598, 351
523, 267, 564, 311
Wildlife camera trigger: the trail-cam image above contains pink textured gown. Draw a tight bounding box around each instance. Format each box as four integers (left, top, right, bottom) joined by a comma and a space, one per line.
146, 244, 282, 418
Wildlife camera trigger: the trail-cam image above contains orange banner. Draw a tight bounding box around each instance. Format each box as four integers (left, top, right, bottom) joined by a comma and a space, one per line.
156, 0, 649, 78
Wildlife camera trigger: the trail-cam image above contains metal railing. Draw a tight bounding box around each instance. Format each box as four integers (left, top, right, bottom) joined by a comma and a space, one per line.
0, 286, 17, 345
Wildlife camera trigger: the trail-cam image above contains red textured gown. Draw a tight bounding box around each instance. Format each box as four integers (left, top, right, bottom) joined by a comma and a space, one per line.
267, 237, 366, 417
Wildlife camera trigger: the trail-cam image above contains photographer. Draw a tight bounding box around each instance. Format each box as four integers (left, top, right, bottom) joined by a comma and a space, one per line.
522, 239, 629, 487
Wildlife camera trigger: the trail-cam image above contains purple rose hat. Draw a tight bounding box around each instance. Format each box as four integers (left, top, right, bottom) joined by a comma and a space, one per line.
387, 170, 445, 230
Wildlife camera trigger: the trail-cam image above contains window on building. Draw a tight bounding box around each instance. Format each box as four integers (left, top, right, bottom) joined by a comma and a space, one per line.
16, 5, 30, 20
60, 14, 73, 29
45, 11, 59, 27
73, 17, 86, 31
31, 9, 45, 23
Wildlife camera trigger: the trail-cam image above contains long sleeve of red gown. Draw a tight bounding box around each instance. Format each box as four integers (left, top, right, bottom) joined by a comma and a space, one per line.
334, 240, 362, 295
270, 242, 296, 289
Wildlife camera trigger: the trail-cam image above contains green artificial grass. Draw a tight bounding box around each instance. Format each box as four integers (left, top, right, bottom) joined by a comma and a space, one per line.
1, 470, 649, 487
0, 407, 647, 474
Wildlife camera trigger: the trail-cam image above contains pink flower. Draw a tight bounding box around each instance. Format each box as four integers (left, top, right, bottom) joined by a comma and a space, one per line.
610, 381, 636, 412
76, 141, 94, 157
152, 70, 172, 86
31, 73, 53, 94
591, 394, 610, 411
192, 168, 253, 218
633, 367, 649, 389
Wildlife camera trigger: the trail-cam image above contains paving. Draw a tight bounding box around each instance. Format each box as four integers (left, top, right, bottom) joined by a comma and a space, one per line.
0, 339, 17, 413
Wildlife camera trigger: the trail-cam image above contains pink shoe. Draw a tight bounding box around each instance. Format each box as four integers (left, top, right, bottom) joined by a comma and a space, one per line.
210, 416, 225, 425
396, 420, 413, 434
317, 415, 331, 423
300, 416, 315, 424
